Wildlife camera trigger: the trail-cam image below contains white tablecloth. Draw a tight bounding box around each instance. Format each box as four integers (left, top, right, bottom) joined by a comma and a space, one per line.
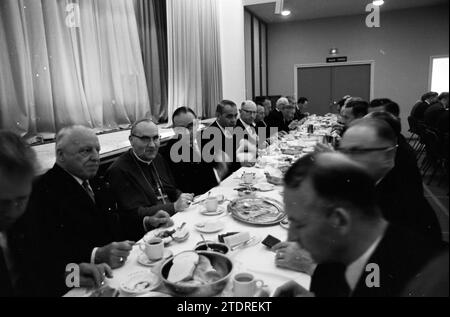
65, 167, 310, 297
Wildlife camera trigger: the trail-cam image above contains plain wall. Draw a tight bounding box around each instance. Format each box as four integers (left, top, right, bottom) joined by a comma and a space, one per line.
267, 5, 449, 131
219, 0, 247, 106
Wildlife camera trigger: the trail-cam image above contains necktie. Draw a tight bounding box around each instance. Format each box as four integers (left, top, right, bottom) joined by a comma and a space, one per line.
310, 262, 351, 297
82, 180, 96, 203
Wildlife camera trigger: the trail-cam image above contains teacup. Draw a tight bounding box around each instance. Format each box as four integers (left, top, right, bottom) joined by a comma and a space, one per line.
233, 273, 264, 297
204, 197, 219, 213
139, 237, 164, 261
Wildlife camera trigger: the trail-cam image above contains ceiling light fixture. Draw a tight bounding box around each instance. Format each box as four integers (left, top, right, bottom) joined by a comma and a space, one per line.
281, 10, 291, 16
373, 0, 384, 6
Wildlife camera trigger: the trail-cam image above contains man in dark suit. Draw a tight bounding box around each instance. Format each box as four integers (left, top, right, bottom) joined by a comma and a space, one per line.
1, 130, 113, 297
106, 119, 194, 240
201, 100, 241, 177
160, 107, 224, 195
266, 97, 297, 134
23, 126, 142, 296
424, 92, 448, 130
273, 153, 444, 297
340, 118, 442, 243
411, 92, 439, 121
255, 104, 272, 142
294, 97, 310, 121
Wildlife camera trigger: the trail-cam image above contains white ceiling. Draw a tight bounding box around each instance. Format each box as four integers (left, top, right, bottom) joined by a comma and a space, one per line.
245, 0, 448, 24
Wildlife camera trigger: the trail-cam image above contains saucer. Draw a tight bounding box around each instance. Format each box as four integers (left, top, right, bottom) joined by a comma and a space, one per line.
120, 270, 161, 295
137, 292, 172, 297
253, 183, 275, 192
199, 205, 226, 216
195, 220, 225, 233
137, 249, 173, 267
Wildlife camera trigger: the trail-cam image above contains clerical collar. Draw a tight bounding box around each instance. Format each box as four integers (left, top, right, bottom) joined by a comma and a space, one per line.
132, 150, 153, 165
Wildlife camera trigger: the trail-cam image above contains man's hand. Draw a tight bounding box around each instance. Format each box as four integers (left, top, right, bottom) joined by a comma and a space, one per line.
273, 281, 314, 297
95, 241, 134, 269
272, 242, 316, 275
288, 120, 299, 130
144, 210, 174, 230
79, 263, 113, 289
174, 193, 194, 212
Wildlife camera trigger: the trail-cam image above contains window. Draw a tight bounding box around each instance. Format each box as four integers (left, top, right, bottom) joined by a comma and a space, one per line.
429, 56, 449, 94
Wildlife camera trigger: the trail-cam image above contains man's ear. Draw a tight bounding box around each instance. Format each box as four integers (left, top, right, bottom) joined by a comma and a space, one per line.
328, 207, 351, 234
56, 149, 64, 162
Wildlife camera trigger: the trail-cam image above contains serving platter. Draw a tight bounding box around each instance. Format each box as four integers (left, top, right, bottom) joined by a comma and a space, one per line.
227, 197, 286, 226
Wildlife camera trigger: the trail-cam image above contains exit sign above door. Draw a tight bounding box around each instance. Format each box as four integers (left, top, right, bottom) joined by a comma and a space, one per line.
327, 56, 348, 63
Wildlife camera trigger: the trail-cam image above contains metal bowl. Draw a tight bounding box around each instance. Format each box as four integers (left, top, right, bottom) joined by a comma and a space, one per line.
159, 251, 233, 297
194, 242, 230, 255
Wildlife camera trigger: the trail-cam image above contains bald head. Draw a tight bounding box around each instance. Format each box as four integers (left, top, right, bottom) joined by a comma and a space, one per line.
129, 119, 160, 162
55, 125, 100, 180
284, 152, 379, 217
340, 118, 398, 181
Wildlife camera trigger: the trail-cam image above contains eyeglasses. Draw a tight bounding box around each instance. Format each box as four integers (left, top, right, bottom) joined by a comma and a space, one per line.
338, 145, 399, 155
241, 109, 257, 115
132, 134, 160, 144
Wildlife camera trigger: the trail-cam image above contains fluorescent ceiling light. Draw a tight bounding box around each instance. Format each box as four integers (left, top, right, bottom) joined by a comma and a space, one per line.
373, 0, 384, 6
281, 10, 291, 16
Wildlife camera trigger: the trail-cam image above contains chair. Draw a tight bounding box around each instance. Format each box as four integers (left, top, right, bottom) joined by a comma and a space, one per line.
421, 129, 446, 186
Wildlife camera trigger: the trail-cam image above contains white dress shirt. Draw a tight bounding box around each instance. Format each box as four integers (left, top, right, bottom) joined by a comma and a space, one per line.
345, 234, 384, 292
215, 120, 233, 139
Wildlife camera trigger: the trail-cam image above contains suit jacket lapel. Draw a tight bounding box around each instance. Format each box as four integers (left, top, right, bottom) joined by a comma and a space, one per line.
52, 164, 97, 211
0, 249, 13, 297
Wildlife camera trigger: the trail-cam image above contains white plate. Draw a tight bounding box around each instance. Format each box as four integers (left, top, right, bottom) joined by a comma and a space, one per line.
120, 271, 161, 295
137, 249, 173, 267
137, 292, 172, 297
195, 220, 225, 233
199, 205, 226, 216
253, 183, 275, 192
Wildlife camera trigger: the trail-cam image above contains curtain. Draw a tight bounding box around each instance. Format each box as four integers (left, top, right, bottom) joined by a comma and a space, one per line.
167, 0, 223, 122
0, 0, 150, 138
134, 0, 168, 123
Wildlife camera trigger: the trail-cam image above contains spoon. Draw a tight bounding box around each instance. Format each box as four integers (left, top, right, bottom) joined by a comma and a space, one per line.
200, 234, 213, 252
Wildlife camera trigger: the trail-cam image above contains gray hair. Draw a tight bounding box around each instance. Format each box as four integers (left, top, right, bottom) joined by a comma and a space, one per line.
241, 100, 257, 109
55, 125, 96, 153
276, 97, 289, 109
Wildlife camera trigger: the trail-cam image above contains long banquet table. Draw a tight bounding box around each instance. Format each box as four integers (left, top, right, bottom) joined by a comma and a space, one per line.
65, 115, 337, 297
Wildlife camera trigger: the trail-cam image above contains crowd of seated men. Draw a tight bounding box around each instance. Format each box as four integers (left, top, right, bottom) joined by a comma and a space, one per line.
0, 95, 448, 297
